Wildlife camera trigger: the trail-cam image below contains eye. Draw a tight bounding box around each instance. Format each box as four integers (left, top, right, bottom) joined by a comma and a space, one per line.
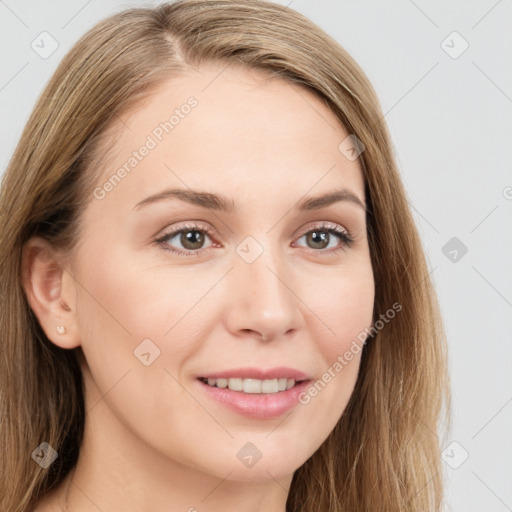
293, 222, 354, 255
155, 222, 216, 257
155, 221, 354, 257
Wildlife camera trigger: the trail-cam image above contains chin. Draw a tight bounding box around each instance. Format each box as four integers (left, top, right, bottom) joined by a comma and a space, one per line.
222, 462, 299, 483
189, 449, 306, 483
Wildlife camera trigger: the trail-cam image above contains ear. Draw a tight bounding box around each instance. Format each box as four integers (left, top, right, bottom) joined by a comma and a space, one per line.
21, 236, 81, 349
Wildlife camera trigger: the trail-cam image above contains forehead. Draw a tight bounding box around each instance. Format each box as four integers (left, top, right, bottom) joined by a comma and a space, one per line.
90, 63, 365, 214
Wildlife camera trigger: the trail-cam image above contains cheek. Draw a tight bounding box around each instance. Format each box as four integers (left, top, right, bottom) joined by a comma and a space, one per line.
72, 247, 212, 459
296, 262, 374, 396
72, 240, 223, 417
312, 263, 375, 359
74, 239, 212, 343
297, 263, 373, 410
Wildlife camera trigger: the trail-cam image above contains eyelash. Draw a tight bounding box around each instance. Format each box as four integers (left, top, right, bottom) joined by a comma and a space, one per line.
155, 221, 354, 257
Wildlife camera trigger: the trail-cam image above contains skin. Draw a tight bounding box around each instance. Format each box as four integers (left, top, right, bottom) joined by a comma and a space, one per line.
24, 63, 374, 512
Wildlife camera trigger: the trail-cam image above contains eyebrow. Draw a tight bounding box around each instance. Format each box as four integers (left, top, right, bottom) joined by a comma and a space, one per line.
133, 187, 366, 213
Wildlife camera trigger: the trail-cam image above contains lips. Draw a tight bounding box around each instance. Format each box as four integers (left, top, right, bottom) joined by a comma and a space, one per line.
194, 366, 313, 419
196, 366, 310, 394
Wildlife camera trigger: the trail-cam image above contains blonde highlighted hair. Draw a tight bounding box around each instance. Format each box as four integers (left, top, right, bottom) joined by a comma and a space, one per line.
0, 1, 451, 510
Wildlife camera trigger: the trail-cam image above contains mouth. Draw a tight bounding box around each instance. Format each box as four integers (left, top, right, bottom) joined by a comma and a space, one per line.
196, 376, 312, 419
197, 376, 306, 394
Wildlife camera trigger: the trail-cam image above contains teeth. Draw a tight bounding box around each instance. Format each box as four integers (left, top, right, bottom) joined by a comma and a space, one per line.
202, 377, 298, 393
216, 378, 228, 388
229, 378, 243, 391
261, 379, 278, 393
243, 379, 262, 393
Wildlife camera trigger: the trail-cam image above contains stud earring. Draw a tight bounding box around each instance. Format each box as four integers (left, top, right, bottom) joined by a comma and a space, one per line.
56, 325, 66, 335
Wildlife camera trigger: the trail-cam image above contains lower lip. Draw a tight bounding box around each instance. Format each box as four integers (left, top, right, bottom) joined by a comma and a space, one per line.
196, 379, 311, 419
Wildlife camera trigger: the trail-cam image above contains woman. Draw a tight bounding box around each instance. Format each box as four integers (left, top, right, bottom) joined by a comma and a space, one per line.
0, 1, 451, 511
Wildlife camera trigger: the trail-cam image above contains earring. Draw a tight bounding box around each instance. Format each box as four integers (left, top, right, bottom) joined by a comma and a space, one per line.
56, 325, 66, 335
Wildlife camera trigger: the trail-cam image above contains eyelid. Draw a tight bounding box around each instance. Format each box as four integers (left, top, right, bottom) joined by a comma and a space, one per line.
295, 220, 349, 237
155, 221, 213, 237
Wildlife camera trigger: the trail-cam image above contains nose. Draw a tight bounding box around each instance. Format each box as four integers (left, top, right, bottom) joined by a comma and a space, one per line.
224, 241, 304, 342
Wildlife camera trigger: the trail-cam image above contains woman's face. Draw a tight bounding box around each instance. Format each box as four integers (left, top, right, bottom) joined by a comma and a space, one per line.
67, 63, 374, 482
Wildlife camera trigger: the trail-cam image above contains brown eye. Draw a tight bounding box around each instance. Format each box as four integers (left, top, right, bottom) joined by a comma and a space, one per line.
179, 230, 206, 250
295, 223, 353, 254
156, 221, 353, 257
156, 223, 215, 256
305, 229, 330, 249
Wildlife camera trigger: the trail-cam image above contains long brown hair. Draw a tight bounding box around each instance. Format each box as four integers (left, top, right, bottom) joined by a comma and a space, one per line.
0, 1, 451, 510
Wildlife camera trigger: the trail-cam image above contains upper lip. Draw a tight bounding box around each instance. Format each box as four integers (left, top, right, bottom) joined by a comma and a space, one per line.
197, 366, 311, 381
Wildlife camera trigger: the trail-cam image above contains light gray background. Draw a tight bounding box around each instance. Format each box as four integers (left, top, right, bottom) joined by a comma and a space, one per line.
1, 1, 511, 511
